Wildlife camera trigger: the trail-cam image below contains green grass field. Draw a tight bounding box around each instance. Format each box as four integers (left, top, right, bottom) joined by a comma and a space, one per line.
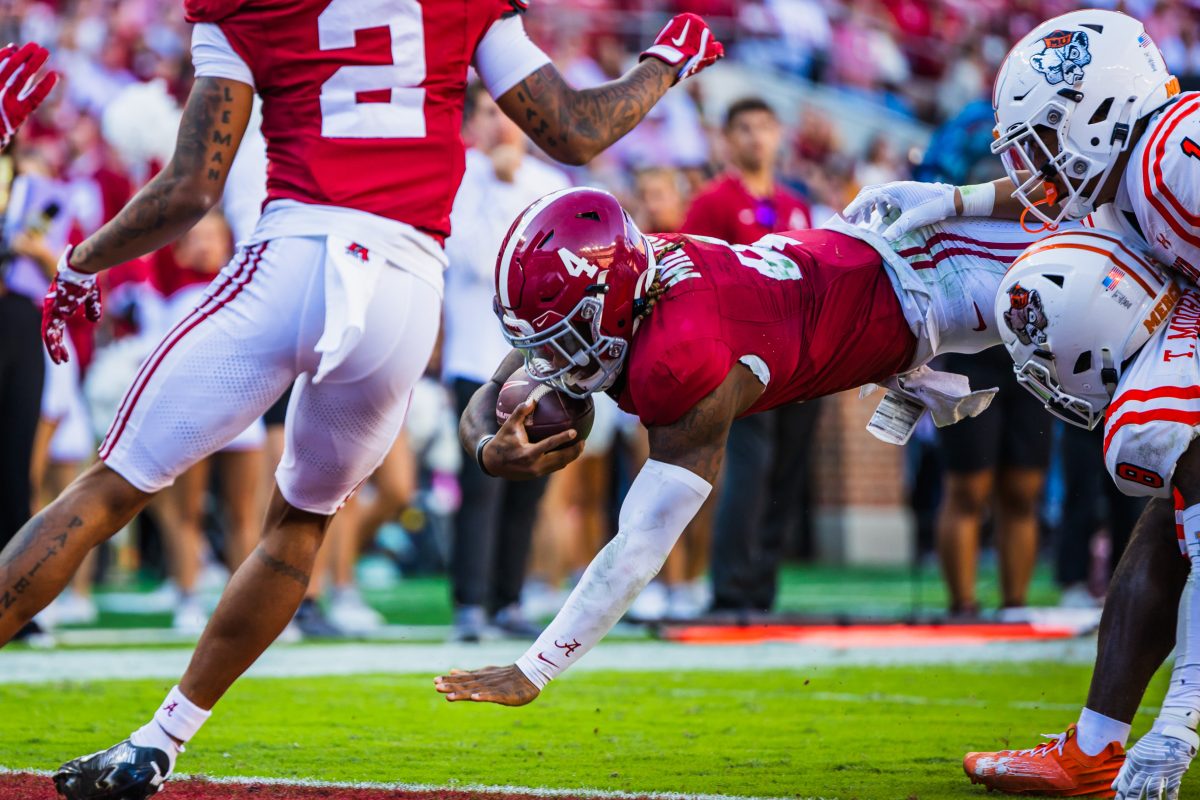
0, 662, 1186, 799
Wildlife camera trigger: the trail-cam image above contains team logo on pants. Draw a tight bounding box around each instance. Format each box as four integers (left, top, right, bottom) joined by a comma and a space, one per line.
1003, 283, 1049, 347
1030, 30, 1091, 86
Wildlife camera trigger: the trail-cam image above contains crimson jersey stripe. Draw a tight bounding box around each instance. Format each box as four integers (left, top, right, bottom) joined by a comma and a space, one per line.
908, 246, 1019, 271
100, 244, 267, 460
98, 247, 256, 456
1103, 408, 1200, 455
1142, 96, 1200, 248
896, 231, 1030, 260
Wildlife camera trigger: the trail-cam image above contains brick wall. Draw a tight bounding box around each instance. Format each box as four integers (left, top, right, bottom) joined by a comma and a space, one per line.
812, 390, 913, 565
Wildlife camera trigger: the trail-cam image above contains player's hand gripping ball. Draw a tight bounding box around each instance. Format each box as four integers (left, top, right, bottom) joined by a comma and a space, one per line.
496, 367, 594, 446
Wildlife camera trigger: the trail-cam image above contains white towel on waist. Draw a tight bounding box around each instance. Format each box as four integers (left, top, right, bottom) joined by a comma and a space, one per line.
861, 364, 998, 428
314, 236, 385, 384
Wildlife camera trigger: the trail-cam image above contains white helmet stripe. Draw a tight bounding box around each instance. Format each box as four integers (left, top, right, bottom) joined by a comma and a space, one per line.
497, 186, 599, 309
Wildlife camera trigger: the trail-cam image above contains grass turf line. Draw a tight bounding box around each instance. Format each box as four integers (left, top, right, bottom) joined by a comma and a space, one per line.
0, 663, 1185, 799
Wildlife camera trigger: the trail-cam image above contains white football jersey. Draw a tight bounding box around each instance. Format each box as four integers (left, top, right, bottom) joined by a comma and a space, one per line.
1119, 92, 1200, 282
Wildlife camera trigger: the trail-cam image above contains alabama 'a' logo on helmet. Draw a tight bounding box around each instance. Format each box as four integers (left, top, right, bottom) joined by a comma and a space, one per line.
1004, 283, 1050, 347
1030, 30, 1092, 86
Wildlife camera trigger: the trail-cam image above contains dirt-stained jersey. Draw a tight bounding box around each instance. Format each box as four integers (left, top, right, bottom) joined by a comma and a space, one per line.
185, 0, 521, 243
613, 230, 917, 427
1122, 92, 1200, 281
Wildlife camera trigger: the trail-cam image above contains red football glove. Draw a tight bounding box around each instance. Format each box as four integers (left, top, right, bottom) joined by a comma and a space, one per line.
42, 247, 102, 365
639, 13, 725, 84
0, 42, 59, 151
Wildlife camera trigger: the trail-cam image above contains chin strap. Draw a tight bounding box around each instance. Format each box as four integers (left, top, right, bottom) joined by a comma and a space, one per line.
1020, 182, 1061, 234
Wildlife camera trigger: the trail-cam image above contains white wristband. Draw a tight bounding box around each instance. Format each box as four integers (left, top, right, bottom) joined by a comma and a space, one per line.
57, 246, 96, 284
958, 182, 996, 218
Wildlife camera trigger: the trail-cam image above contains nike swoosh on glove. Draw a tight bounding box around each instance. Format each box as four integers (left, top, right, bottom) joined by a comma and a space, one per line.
640, 13, 725, 83
42, 247, 102, 365
0, 42, 59, 150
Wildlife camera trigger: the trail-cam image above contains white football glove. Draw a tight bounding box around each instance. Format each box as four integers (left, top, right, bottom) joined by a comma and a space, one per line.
1114, 721, 1199, 800
842, 180, 957, 243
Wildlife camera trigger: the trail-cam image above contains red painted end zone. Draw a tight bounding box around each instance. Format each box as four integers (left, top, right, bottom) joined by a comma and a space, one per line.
0, 773, 662, 800
660, 622, 1079, 647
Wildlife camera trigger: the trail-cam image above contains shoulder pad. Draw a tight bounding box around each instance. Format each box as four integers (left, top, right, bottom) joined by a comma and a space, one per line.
184, 0, 246, 23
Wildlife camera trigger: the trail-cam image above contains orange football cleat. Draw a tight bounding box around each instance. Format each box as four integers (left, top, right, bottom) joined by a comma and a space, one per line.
964, 724, 1125, 796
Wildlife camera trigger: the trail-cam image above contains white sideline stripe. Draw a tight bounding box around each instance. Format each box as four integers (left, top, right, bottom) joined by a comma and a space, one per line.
0, 769, 812, 800
0, 638, 1101, 685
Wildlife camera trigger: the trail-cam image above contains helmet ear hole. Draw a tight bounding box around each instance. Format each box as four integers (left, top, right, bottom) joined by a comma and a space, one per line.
1072, 351, 1093, 374
1088, 97, 1114, 124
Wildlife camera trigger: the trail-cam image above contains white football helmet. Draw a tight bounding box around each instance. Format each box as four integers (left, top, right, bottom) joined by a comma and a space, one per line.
991, 10, 1180, 227
997, 229, 1180, 429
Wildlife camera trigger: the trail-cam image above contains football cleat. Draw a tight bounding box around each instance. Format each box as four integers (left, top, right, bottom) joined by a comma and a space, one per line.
964, 724, 1125, 796
54, 739, 170, 800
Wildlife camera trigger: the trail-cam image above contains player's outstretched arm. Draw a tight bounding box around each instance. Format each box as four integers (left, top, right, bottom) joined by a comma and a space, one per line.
70, 78, 253, 274
435, 366, 762, 706
458, 350, 584, 480
496, 14, 723, 166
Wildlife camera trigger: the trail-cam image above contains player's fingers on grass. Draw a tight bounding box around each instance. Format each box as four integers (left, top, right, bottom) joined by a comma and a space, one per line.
468, 690, 526, 706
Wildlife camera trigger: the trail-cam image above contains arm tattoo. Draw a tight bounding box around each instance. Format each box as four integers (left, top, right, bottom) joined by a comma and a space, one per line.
255, 549, 310, 589
506, 60, 673, 164
72, 79, 250, 273
646, 366, 765, 483
647, 392, 733, 485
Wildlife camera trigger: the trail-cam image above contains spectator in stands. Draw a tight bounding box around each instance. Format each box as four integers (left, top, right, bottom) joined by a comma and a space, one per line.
1, 152, 75, 640
682, 97, 817, 616
935, 348, 1051, 617
442, 84, 570, 642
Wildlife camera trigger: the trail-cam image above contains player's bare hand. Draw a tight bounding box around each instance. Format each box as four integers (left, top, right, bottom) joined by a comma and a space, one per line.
482, 399, 584, 480
434, 665, 541, 706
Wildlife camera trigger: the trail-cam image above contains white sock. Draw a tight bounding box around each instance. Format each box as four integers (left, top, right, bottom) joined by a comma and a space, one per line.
129, 686, 212, 775
1076, 707, 1132, 756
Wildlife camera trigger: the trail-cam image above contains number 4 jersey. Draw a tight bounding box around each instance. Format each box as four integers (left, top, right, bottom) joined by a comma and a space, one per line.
614, 217, 1055, 427
184, 0, 547, 263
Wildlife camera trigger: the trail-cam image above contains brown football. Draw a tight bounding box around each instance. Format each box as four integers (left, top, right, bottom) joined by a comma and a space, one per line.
496, 367, 594, 445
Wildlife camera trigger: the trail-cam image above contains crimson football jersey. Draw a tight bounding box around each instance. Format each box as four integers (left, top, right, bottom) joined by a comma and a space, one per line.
185, 0, 520, 242
614, 229, 916, 426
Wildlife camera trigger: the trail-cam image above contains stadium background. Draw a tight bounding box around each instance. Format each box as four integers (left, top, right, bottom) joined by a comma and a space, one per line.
5, 0, 1200, 798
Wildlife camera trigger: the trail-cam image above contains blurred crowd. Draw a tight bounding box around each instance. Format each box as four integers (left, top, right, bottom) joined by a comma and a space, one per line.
4, 0, 1200, 643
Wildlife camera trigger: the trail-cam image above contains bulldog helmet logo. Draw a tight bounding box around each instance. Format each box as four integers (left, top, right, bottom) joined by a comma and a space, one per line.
1004, 283, 1049, 347
1030, 29, 1091, 86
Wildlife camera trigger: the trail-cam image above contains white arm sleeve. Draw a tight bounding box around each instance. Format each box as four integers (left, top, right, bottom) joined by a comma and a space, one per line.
473, 14, 551, 99
191, 23, 255, 89
515, 459, 711, 688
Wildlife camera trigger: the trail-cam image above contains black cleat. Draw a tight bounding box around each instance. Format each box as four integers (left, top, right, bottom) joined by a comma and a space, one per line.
54, 739, 170, 800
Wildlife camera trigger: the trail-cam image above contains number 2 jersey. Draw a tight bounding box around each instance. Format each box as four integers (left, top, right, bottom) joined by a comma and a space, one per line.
183, 0, 547, 267
612, 216, 1055, 427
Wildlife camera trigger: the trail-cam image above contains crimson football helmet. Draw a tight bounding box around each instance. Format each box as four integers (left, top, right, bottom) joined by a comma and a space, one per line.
495, 187, 655, 398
